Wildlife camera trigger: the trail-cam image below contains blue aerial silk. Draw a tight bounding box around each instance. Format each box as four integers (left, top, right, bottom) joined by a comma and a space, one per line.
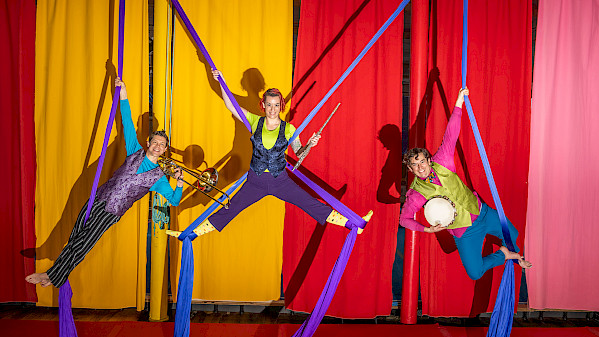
461, 1, 517, 336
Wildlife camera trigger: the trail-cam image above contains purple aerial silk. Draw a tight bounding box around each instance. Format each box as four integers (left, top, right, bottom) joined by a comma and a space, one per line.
170, 0, 252, 132
460, 1, 516, 336
58, 1, 126, 336
58, 282, 77, 337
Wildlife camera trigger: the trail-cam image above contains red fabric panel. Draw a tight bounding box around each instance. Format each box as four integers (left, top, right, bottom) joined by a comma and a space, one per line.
282, 0, 403, 318
0, 0, 37, 302
418, 0, 532, 316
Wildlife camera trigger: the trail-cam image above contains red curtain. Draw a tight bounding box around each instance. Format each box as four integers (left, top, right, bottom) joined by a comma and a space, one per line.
0, 0, 37, 302
417, 0, 532, 316
283, 0, 403, 318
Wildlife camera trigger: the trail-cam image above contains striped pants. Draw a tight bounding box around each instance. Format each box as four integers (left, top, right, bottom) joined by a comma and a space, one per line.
46, 198, 121, 287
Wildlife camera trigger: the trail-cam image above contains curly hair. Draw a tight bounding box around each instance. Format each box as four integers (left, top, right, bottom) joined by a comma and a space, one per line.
403, 147, 431, 166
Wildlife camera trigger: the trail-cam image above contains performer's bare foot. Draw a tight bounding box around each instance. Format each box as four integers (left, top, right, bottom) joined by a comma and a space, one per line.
499, 246, 520, 260
518, 257, 532, 269
499, 246, 532, 269
25, 272, 53, 287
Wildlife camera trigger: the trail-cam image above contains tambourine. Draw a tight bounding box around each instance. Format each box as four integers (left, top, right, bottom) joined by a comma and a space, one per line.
423, 195, 457, 227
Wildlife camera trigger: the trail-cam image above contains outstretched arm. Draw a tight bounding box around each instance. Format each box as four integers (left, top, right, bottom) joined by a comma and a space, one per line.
433, 87, 469, 170
211, 70, 250, 123
115, 78, 142, 156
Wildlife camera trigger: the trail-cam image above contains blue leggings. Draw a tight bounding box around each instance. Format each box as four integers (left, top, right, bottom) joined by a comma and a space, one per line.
453, 203, 520, 280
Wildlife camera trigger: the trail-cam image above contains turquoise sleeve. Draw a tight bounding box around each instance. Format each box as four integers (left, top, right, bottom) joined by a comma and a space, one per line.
150, 176, 183, 206
120, 99, 142, 156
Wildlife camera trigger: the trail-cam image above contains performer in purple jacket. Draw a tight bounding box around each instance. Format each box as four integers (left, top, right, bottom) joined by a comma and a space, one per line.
26, 79, 184, 288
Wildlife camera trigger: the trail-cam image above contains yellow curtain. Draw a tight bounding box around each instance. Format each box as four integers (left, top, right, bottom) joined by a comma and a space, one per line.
35, 0, 150, 309
154, 0, 292, 300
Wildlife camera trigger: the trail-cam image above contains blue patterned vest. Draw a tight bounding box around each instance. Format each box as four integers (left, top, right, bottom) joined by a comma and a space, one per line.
249, 117, 288, 177
96, 149, 164, 216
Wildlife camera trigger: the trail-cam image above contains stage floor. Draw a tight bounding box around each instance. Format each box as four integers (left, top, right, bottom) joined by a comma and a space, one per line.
1, 304, 598, 337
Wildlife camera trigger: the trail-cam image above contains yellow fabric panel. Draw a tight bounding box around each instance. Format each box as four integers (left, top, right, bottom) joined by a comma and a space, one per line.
34, 0, 150, 309
154, 0, 292, 301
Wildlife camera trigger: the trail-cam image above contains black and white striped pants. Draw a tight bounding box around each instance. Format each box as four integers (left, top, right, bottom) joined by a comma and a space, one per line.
46, 198, 121, 287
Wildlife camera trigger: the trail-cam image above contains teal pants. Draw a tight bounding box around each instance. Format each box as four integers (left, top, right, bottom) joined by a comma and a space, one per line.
453, 203, 520, 280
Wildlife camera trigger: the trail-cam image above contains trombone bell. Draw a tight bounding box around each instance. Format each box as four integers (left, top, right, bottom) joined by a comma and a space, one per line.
157, 157, 231, 209
195, 168, 218, 192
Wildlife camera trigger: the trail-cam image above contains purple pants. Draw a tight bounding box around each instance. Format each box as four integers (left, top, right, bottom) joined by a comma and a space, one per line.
209, 169, 332, 231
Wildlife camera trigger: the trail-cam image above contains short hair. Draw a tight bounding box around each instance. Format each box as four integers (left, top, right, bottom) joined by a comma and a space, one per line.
149, 130, 169, 145
403, 147, 431, 166
259, 88, 286, 113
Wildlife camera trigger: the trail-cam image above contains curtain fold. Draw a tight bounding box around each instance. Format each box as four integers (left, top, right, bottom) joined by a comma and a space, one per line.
283, 0, 403, 318
526, 0, 599, 311
35, 0, 149, 308
153, 0, 292, 301
0, 0, 37, 303
419, 0, 532, 317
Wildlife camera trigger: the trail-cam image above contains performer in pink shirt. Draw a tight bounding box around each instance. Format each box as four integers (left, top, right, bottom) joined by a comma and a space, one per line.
400, 88, 532, 280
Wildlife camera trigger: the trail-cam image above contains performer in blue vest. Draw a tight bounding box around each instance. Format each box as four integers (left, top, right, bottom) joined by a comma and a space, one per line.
26, 79, 184, 288
168, 70, 372, 238
400, 88, 532, 280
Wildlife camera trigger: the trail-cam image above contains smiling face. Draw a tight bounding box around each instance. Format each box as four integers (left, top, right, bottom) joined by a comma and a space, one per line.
408, 153, 432, 180
147, 135, 168, 158
262, 95, 282, 120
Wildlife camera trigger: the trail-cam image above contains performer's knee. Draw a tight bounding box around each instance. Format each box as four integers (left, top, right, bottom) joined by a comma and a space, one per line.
464, 264, 485, 281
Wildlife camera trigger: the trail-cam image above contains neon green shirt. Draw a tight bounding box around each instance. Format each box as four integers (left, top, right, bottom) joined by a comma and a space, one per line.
246, 112, 296, 149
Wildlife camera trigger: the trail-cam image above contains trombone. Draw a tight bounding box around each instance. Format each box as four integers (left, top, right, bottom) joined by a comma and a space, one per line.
158, 157, 231, 209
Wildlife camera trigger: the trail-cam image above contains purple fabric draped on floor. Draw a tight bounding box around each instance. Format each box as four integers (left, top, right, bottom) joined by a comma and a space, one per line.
59, 282, 77, 337
58, 1, 126, 337
293, 227, 358, 337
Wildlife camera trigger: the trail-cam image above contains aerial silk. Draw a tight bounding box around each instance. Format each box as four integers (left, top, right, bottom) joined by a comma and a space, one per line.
58, 1, 126, 336
168, 0, 407, 336
461, 1, 516, 336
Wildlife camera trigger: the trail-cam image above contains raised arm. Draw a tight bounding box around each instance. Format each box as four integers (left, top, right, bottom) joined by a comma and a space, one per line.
211, 70, 250, 122
432, 87, 469, 170
115, 78, 142, 156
